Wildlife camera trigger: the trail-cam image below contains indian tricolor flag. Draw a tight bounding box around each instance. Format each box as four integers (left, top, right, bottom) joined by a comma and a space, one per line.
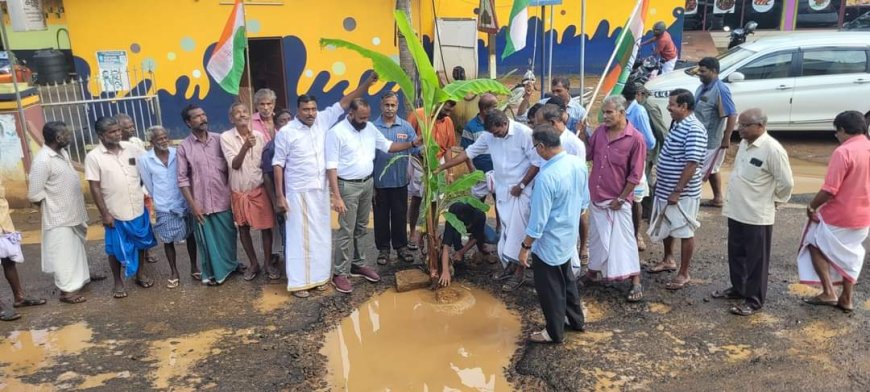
502, 0, 530, 60
206, 0, 247, 95
601, 0, 649, 97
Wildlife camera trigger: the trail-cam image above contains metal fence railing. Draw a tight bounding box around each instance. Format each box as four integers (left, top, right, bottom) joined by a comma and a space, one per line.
37, 68, 162, 163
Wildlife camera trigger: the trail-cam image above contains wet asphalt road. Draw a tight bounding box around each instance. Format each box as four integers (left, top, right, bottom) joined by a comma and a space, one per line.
1, 132, 869, 391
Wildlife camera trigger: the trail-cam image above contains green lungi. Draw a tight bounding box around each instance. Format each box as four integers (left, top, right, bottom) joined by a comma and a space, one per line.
194, 210, 238, 284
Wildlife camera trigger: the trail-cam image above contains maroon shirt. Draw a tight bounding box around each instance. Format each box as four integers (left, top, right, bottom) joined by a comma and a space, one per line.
177, 132, 231, 214
587, 122, 647, 203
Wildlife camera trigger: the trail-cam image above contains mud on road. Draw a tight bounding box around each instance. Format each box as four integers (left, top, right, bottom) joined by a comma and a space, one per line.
2, 132, 869, 391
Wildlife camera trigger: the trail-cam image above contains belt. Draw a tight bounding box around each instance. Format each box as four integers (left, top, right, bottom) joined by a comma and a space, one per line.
338, 175, 372, 183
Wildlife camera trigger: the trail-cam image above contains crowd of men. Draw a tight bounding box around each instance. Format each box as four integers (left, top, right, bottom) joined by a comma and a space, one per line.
1, 57, 869, 348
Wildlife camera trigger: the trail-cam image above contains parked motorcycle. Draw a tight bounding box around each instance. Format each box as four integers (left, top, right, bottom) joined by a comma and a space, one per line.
628, 55, 662, 86
725, 21, 758, 49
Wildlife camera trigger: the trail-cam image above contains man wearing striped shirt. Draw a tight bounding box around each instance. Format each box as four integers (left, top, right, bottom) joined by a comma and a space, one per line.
647, 89, 707, 290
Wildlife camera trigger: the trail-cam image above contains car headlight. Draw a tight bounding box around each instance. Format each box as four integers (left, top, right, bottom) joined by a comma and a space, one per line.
652, 90, 670, 98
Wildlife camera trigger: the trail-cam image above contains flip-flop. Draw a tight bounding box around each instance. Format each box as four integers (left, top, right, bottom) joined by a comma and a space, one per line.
146, 254, 160, 264
292, 290, 310, 298
314, 284, 328, 291
802, 296, 838, 307
528, 329, 555, 344
59, 295, 87, 304
729, 304, 756, 316
191, 272, 202, 281
13, 298, 47, 308
837, 303, 854, 314
700, 200, 724, 208
407, 242, 419, 251
0, 310, 21, 321
647, 263, 677, 274
627, 284, 644, 302
665, 278, 690, 290
712, 288, 742, 299
135, 278, 154, 289
166, 279, 180, 289
113, 290, 128, 299
243, 268, 260, 281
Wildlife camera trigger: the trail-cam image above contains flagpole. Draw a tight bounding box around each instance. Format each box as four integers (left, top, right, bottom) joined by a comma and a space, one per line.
580, 0, 586, 105
588, 0, 642, 116
240, 0, 255, 116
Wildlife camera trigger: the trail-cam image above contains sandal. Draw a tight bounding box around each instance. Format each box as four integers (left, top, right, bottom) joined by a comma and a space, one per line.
135, 277, 154, 289
712, 288, 742, 300
0, 310, 21, 321
501, 273, 525, 292
113, 290, 128, 299
627, 284, 644, 302
267, 255, 282, 281
837, 303, 854, 314
398, 247, 415, 263
292, 290, 310, 298
647, 262, 677, 274
13, 298, 47, 308
729, 304, 757, 316
314, 284, 328, 291
701, 199, 724, 208
243, 268, 260, 281
60, 295, 87, 304
146, 254, 160, 264
377, 250, 390, 266
528, 329, 555, 344
665, 277, 690, 290
166, 279, 180, 289
191, 272, 202, 281
802, 296, 838, 307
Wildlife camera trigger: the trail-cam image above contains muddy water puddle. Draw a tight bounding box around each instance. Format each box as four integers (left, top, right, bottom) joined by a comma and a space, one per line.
322, 286, 520, 391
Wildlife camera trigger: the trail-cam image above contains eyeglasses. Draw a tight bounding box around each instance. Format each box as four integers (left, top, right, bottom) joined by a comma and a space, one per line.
738, 122, 762, 128
534, 142, 544, 149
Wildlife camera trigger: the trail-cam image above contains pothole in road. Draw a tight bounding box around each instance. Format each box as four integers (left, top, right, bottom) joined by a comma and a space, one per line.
322, 285, 521, 391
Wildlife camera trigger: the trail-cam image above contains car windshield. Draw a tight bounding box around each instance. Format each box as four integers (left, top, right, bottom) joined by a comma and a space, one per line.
684, 46, 756, 76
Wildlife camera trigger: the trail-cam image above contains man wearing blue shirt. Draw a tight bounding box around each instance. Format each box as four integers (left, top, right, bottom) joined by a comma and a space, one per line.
372, 92, 417, 264
695, 57, 738, 208
518, 124, 588, 344
138, 127, 198, 288
623, 83, 656, 251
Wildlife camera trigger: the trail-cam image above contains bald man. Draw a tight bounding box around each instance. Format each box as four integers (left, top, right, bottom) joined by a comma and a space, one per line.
715, 108, 793, 316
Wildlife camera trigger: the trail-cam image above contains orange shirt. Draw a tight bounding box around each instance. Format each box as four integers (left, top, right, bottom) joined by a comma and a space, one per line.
820, 135, 870, 228
407, 108, 456, 159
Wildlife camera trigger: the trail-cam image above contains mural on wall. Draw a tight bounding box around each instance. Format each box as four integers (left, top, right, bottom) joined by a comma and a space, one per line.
61, 0, 683, 136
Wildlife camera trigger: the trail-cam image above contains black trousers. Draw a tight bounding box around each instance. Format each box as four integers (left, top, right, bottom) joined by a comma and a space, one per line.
373, 186, 409, 251
727, 218, 772, 309
532, 253, 585, 343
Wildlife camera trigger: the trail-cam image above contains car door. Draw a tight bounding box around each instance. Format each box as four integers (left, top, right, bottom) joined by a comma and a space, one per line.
789, 47, 870, 131
723, 50, 797, 129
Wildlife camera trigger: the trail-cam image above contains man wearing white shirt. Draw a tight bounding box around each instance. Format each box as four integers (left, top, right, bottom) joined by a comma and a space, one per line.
273, 74, 376, 298
325, 98, 421, 294
441, 109, 541, 292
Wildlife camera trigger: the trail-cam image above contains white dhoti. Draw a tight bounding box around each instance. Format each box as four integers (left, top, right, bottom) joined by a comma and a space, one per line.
588, 201, 640, 281
285, 188, 332, 292
496, 191, 531, 267
41, 224, 90, 293
648, 197, 701, 242
797, 218, 869, 285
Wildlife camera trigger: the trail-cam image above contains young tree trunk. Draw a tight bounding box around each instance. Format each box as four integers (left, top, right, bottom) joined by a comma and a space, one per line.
396, 0, 418, 107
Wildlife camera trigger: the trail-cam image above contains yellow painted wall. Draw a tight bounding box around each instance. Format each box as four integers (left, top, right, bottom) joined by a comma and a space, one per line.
62, 0, 682, 102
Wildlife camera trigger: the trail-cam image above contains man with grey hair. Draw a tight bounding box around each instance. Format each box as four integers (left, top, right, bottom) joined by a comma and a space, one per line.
115, 113, 145, 150
252, 88, 278, 142
714, 108, 793, 316
585, 95, 646, 302
138, 126, 199, 288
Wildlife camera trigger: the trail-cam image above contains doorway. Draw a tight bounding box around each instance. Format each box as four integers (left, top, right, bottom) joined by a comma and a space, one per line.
241, 37, 288, 112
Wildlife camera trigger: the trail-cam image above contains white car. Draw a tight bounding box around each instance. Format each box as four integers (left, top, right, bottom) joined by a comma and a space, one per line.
645, 32, 870, 131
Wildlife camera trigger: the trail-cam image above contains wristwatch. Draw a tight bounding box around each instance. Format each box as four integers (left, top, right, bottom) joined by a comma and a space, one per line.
519, 183, 526, 190
521, 242, 532, 250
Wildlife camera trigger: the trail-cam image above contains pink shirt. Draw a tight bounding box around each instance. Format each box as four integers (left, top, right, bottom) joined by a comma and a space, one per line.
251, 112, 274, 142
587, 122, 647, 203
820, 136, 870, 228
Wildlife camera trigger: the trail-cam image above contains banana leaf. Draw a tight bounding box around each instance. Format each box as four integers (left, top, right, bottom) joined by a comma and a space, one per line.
393, 10, 449, 115
443, 79, 511, 102
443, 211, 467, 236
441, 170, 484, 195
318, 38, 414, 104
